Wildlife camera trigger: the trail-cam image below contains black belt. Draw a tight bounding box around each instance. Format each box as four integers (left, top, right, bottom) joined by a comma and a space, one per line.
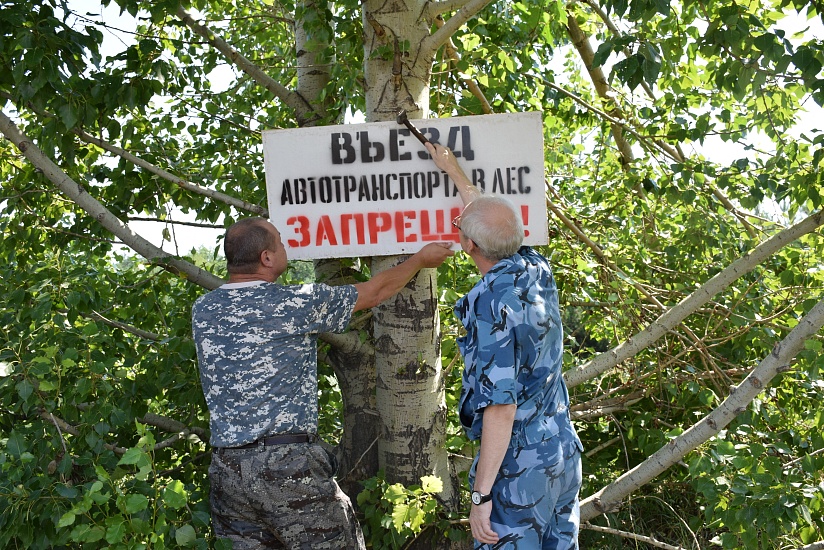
218, 433, 317, 452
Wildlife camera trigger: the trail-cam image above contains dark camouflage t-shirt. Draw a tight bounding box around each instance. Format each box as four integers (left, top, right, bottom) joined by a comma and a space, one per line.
192, 281, 357, 448
456, 246, 573, 445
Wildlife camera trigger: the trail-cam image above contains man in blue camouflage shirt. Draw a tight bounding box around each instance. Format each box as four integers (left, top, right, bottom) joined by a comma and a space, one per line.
192, 217, 453, 549
427, 142, 584, 549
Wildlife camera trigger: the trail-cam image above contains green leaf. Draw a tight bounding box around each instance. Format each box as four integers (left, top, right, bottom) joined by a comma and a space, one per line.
122, 493, 149, 514
391, 503, 410, 531
716, 440, 736, 456
57, 103, 79, 129
163, 479, 188, 509
175, 524, 197, 547
384, 483, 406, 504
105, 518, 127, 544
420, 475, 443, 494
408, 504, 425, 532
58, 512, 77, 528
16, 379, 34, 402
118, 448, 146, 466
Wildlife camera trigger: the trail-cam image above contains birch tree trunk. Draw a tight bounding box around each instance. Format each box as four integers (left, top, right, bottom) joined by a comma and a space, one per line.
361, 0, 456, 504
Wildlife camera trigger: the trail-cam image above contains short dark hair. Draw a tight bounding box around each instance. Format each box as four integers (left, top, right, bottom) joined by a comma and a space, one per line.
224, 217, 277, 274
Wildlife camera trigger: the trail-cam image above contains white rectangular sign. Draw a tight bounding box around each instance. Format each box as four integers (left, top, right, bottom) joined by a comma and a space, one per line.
262, 111, 547, 260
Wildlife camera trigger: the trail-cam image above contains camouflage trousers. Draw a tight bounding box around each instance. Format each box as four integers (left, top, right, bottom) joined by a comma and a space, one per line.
209, 442, 366, 549
469, 427, 583, 550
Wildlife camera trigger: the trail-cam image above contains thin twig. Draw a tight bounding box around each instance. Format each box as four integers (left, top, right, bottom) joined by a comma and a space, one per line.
582, 522, 687, 550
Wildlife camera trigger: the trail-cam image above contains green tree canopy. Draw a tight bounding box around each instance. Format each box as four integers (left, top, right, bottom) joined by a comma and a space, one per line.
2, 1, 823, 548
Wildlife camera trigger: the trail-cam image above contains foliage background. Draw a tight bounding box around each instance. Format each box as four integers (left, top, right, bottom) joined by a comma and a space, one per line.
2, 0, 824, 548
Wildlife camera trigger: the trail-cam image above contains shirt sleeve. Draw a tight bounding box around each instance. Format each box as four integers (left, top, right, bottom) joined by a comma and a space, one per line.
303, 283, 357, 334
471, 290, 522, 411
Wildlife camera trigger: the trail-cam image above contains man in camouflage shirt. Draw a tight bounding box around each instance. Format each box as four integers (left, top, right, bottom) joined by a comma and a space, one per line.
427, 143, 584, 549
192, 217, 453, 549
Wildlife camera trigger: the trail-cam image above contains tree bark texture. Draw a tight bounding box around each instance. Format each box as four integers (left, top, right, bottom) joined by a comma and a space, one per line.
361, 0, 453, 506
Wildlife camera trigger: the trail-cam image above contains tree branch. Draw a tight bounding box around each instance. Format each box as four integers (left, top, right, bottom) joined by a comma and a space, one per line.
40, 410, 129, 455
40, 409, 208, 456
582, 523, 687, 550
536, 77, 680, 163
580, 296, 824, 521
578, 0, 657, 101
76, 128, 267, 216
556, 11, 758, 237
546, 194, 665, 307
87, 310, 162, 341
176, 5, 318, 126
434, 15, 492, 114
0, 89, 267, 217
565, 11, 635, 167
424, 0, 494, 57
565, 208, 824, 388
0, 109, 224, 290
427, 0, 473, 17
142, 412, 208, 442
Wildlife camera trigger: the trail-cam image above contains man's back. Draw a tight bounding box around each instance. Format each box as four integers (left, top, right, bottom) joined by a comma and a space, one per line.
192, 281, 356, 447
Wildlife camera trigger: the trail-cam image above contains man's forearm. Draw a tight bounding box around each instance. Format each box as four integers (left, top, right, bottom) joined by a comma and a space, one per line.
427, 143, 482, 206
473, 404, 516, 494
352, 243, 453, 311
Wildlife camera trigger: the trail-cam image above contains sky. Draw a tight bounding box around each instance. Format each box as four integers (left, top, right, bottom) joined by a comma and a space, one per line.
62, 1, 824, 255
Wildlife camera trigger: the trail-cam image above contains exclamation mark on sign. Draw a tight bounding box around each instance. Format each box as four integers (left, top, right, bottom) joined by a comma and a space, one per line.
521, 205, 530, 237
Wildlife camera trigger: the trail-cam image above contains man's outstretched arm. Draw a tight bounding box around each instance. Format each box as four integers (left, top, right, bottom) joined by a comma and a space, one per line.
352, 242, 454, 311
426, 142, 482, 207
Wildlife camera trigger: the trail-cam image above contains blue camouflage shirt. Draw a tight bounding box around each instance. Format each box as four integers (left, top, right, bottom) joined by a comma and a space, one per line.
456, 246, 576, 446
192, 281, 357, 448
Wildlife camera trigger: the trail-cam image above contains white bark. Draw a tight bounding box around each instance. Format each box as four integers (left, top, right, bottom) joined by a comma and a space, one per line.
0, 109, 223, 289
565, 208, 824, 388
75, 129, 267, 216
362, 0, 492, 506
580, 296, 824, 521
176, 6, 318, 126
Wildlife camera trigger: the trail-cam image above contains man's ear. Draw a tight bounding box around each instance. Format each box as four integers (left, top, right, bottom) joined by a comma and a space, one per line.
260, 249, 273, 267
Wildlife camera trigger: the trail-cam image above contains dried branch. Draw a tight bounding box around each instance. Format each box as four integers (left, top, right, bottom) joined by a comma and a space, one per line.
433, 15, 492, 114
582, 523, 687, 550
580, 296, 824, 520
565, 208, 824, 388
87, 310, 162, 341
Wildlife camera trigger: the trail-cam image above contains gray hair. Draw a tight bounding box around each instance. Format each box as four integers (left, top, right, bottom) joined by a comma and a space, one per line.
460, 195, 524, 261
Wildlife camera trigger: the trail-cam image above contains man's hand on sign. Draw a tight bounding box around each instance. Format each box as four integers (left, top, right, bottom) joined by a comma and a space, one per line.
415, 241, 455, 268
352, 242, 454, 312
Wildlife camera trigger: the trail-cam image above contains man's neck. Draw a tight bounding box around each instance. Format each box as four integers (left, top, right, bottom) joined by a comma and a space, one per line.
227, 273, 273, 284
